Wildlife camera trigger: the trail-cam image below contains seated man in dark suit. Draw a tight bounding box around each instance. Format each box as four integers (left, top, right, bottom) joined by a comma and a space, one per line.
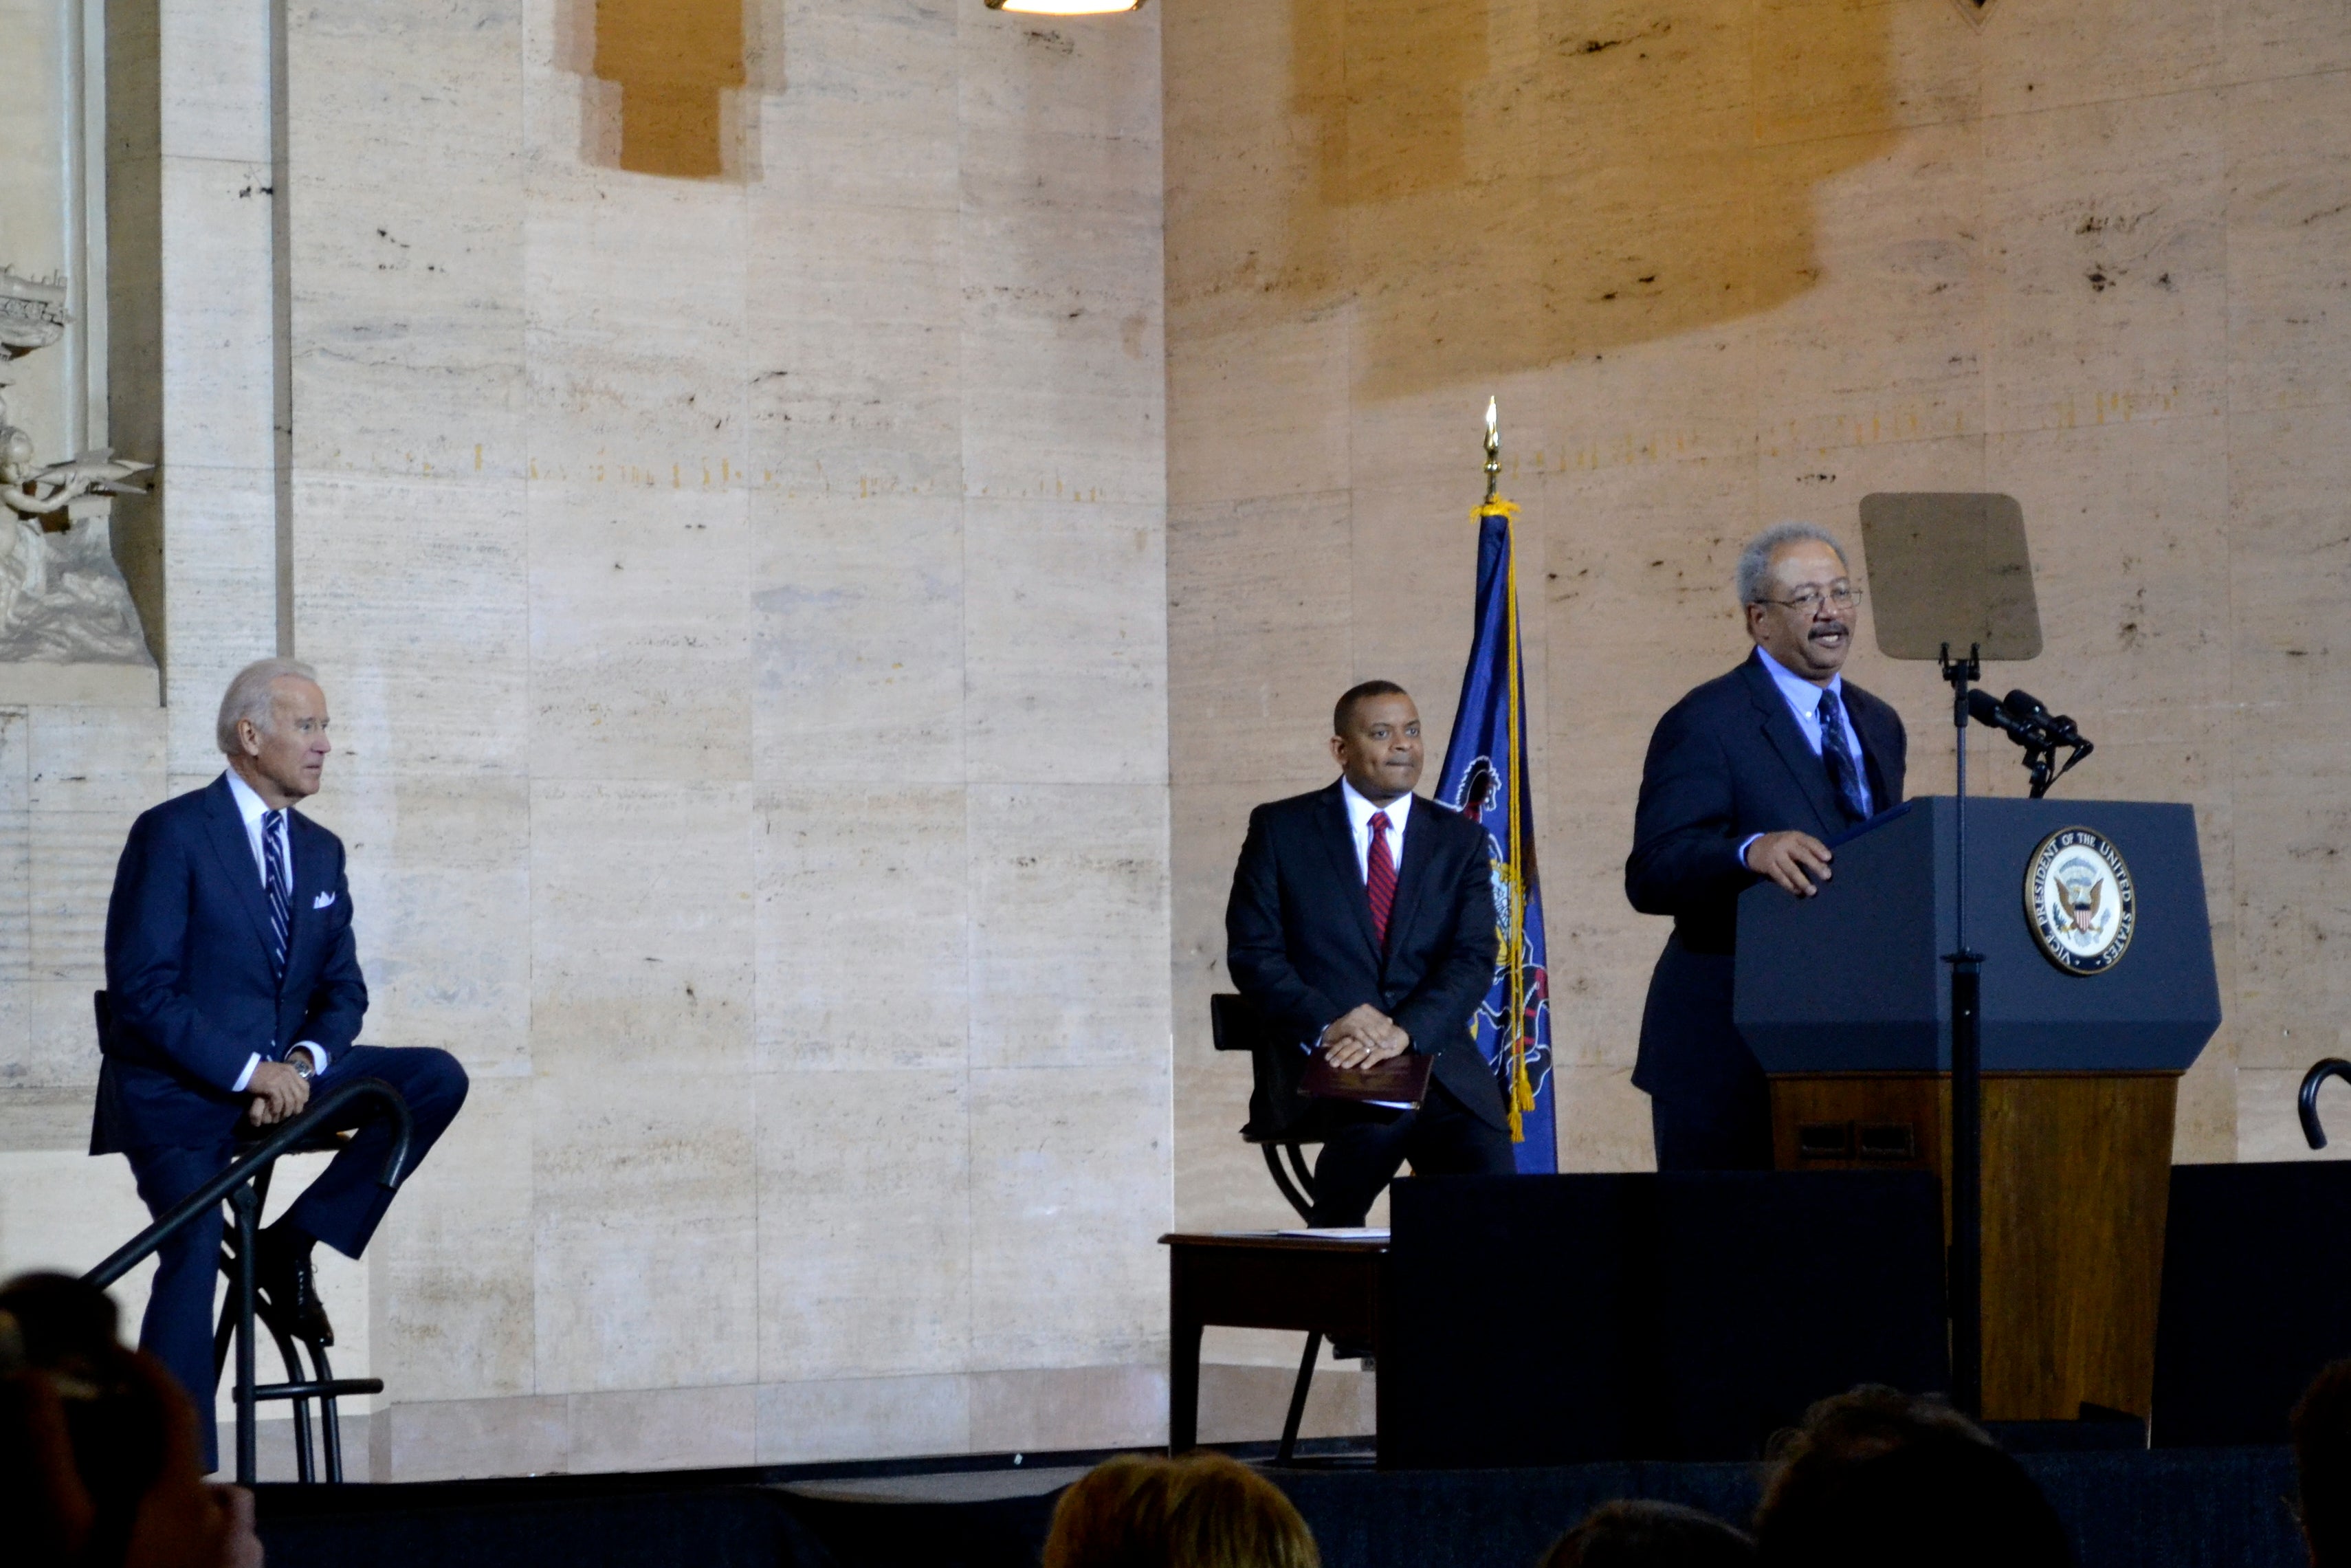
95, 657, 468, 1471
1226, 681, 1514, 1228
1625, 524, 1906, 1171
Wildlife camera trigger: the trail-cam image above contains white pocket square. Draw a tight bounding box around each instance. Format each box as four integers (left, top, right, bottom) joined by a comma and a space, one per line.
312, 890, 337, 910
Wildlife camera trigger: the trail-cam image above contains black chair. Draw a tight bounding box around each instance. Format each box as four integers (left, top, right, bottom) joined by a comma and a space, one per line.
88, 991, 401, 1484
1211, 992, 1336, 1223
1214, 993, 1367, 1461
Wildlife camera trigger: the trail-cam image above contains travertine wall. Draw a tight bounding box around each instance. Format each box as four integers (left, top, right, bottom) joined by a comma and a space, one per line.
1165, 0, 2351, 1260
2, 0, 1177, 1479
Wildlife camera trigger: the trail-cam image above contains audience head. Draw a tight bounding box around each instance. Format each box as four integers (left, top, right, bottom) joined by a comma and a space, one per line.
1, 1272, 258, 1568
2294, 1358, 2351, 1567
1541, 1499, 1754, 1567
1044, 1450, 1319, 1568
1753, 1385, 2072, 1568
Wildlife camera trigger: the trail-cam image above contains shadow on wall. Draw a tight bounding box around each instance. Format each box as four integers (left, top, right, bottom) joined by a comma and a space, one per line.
1245, 0, 1905, 397
555, 0, 780, 180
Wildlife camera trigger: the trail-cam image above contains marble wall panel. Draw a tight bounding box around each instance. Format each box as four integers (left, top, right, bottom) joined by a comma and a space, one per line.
1165, 492, 1355, 788
1164, 321, 1354, 507
969, 784, 1171, 1072
2225, 71, 2351, 415
749, 0, 960, 211
750, 497, 964, 785
2220, 700, 2351, 1077
755, 1068, 971, 1380
157, 464, 280, 775
568, 1383, 758, 1472
968, 1064, 1167, 1369
1985, 417, 2232, 713
960, 1, 1161, 144
1755, 122, 1987, 455
369, 1076, 536, 1404
962, 500, 1167, 784
0, 711, 27, 1084
287, 6, 527, 478
292, 473, 531, 775
374, 1394, 570, 1483
531, 1071, 759, 1393
2222, 1, 2351, 82
1982, 91, 2229, 437
155, 0, 271, 162
27, 705, 168, 1008
755, 1372, 971, 1465
528, 780, 755, 1076
520, 173, 749, 483
527, 483, 754, 782
157, 161, 278, 474
2228, 405, 2351, 710
743, 318, 962, 503
1752, 0, 1980, 144
1978, 0, 2222, 116
755, 786, 969, 1072
969, 1362, 1164, 1452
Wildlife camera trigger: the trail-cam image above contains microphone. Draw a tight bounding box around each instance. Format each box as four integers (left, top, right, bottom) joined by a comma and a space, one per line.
2002, 689, 2079, 745
1967, 687, 2040, 745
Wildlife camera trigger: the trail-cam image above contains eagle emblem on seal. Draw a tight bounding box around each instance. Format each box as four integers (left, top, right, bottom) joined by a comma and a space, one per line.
2025, 828, 2135, 975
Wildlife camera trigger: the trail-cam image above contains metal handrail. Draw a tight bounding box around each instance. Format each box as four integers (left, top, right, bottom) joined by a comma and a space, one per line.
82, 1077, 413, 1289
80, 1076, 412, 1486
2300, 1059, 2351, 1151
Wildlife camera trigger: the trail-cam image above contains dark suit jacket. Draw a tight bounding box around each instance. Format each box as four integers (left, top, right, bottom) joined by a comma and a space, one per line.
1624, 652, 1906, 1101
93, 775, 368, 1153
1226, 780, 1508, 1129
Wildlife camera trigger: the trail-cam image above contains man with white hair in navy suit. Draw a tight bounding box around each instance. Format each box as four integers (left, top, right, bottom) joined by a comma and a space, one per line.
94, 656, 468, 1472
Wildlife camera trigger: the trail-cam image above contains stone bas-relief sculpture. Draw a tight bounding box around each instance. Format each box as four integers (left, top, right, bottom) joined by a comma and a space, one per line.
0, 267, 153, 665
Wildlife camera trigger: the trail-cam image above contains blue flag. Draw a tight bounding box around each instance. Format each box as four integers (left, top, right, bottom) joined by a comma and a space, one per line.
1435, 500, 1556, 1171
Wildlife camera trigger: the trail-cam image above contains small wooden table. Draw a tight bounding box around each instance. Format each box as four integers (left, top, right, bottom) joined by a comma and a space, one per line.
1160, 1231, 1389, 1457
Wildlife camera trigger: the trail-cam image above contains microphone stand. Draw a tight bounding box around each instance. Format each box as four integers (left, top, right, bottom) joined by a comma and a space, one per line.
1940, 641, 1985, 1417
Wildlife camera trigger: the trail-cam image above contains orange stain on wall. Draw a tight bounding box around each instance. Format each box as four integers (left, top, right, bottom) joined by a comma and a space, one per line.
592, 0, 746, 178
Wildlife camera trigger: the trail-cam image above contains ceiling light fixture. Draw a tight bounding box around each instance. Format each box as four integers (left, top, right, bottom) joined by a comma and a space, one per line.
984, 0, 1146, 14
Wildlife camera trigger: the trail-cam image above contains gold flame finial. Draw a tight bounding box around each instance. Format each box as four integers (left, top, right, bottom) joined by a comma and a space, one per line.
1483, 397, 1501, 503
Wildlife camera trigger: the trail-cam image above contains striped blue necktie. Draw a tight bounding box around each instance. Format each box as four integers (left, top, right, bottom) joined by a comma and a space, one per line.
263, 809, 290, 978
1815, 690, 1870, 825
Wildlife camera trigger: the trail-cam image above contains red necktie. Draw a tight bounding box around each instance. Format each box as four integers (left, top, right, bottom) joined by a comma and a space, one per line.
1366, 811, 1397, 948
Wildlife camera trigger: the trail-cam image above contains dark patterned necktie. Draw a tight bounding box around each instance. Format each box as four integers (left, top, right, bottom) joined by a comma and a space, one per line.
263, 810, 291, 977
1815, 690, 1869, 824
1366, 811, 1397, 947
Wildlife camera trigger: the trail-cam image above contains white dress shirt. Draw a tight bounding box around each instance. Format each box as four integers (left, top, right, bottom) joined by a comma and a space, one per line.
1339, 777, 1413, 881
1737, 647, 1875, 867
221, 769, 329, 1092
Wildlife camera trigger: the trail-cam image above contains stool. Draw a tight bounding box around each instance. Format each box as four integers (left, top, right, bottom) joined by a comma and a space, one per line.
210, 1123, 382, 1483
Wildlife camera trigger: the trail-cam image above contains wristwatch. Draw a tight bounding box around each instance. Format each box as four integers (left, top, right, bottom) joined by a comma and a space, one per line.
288, 1050, 316, 1081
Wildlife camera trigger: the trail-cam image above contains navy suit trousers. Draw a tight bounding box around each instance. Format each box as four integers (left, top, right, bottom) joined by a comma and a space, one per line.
122, 1044, 467, 1471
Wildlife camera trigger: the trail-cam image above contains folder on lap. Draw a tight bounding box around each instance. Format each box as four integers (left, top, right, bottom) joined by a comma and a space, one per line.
1301, 1048, 1432, 1107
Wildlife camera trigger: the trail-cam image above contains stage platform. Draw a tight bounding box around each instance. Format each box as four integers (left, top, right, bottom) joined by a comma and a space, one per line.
250, 1437, 2304, 1568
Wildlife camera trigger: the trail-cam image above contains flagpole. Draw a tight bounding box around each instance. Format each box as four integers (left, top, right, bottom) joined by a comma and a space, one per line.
1483, 399, 1532, 1140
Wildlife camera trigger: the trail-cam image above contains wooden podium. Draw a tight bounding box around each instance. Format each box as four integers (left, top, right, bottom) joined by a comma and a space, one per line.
1734, 797, 2221, 1422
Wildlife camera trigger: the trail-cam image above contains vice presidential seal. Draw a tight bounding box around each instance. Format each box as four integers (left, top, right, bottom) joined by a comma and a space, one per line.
2025, 828, 2135, 975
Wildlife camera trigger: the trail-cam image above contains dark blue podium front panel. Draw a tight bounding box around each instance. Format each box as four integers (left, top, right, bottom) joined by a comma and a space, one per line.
1734, 796, 2221, 1073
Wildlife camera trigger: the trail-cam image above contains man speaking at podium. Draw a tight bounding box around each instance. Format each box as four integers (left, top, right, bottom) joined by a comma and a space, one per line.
1226, 681, 1514, 1228
1626, 524, 1906, 1171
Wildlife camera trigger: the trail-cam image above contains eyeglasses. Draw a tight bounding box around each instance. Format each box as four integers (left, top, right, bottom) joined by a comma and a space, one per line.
1754, 584, 1864, 614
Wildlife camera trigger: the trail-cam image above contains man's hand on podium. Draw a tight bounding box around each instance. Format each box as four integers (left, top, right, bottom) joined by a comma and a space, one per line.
1324, 1004, 1411, 1069
1745, 830, 1835, 897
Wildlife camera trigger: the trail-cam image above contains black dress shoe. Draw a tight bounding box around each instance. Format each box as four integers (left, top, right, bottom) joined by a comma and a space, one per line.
254, 1230, 334, 1346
